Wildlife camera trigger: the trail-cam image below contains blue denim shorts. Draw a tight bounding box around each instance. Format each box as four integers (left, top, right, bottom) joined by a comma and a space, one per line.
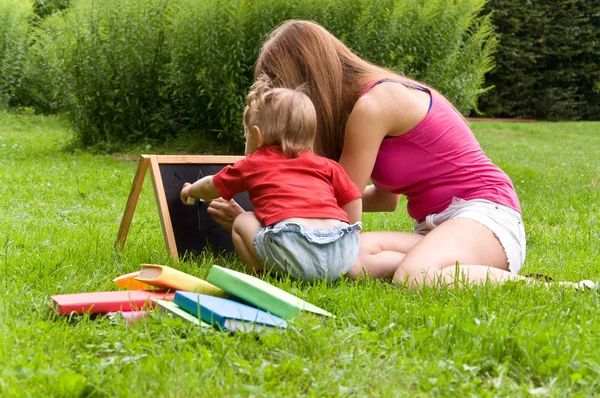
253, 221, 362, 282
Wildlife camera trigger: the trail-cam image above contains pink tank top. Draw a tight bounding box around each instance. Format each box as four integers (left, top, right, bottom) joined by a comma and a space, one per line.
363, 79, 521, 221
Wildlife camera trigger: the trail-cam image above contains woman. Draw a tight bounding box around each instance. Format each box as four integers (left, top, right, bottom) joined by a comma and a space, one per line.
208, 20, 590, 289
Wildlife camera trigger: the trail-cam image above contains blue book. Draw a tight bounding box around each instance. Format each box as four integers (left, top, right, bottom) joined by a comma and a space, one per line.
174, 292, 288, 333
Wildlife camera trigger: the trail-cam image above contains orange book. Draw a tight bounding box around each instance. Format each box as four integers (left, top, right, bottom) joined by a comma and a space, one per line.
113, 271, 150, 290
51, 290, 175, 315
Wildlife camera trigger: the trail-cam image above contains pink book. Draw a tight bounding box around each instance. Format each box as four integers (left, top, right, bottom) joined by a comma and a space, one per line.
51, 290, 175, 315
108, 311, 149, 325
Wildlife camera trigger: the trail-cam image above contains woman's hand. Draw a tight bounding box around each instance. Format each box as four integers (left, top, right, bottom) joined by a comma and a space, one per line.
362, 185, 399, 212
207, 198, 246, 232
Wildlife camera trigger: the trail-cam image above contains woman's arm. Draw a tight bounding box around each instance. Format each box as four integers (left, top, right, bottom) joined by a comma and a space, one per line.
338, 97, 384, 192
338, 95, 399, 212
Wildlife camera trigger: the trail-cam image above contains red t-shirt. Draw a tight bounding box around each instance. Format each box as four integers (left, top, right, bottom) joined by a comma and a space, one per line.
212, 146, 361, 226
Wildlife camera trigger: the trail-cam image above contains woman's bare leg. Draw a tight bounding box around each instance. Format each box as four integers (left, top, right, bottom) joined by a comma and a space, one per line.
349, 219, 593, 289
347, 231, 423, 279
393, 218, 520, 288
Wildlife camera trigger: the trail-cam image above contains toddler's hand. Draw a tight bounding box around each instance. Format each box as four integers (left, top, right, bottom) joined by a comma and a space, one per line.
180, 182, 193, 205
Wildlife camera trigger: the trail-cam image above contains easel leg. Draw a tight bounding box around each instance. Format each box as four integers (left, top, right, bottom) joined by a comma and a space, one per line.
149, 155, 180, 261
114, 155, 151, 250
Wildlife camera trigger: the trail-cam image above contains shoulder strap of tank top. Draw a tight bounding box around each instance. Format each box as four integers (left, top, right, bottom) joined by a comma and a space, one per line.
358, 78, 429, 99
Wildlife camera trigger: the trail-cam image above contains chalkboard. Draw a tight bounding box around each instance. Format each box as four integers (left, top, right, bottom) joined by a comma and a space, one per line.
115, 155, 253, 260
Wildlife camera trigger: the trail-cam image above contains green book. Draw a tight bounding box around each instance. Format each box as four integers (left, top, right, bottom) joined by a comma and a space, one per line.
206, 265, 333, 320
152, 299, 211, 327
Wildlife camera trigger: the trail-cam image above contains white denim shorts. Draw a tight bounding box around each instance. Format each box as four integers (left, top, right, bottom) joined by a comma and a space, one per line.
253, 221, 362, 282
413, 197, 526, 274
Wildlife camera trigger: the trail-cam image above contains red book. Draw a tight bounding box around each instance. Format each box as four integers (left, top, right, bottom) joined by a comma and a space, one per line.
51, 290, 175, 315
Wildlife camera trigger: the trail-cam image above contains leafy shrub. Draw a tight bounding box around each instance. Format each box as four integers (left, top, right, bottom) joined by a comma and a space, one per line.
478, 0, 600, 120
6, 0, 72, 112
36, 0, 172, 146
0, 0, 33, 109
33, 0, 71, 18
36, 0, 496, 150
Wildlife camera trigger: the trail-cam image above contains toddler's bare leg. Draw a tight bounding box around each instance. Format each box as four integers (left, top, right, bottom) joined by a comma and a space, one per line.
231, 212, 263, 274
346, 231, 423, 280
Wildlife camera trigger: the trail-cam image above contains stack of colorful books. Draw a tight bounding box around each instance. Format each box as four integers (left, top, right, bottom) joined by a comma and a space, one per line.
50, 264, 332, 332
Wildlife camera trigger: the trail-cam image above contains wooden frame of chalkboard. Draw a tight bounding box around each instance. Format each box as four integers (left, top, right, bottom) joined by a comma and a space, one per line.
115, 154, 252, 261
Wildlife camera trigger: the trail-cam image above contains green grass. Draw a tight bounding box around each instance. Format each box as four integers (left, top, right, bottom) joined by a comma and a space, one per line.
1, 111, 599, 396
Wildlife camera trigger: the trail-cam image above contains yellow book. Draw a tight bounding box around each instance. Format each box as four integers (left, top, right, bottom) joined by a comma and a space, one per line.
135, 264, 227, 297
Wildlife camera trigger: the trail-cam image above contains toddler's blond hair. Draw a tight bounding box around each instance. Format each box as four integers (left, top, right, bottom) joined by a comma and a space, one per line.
244, 78, 316, 158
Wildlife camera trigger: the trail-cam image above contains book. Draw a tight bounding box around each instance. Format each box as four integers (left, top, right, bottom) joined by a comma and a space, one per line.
206, 265, 332, 320
107, 310, 148, 324
113, 271, 150, 290
174, 292, 287, 333
135, 264, 227, 297
50, 290, 175, 315
152, 299, 211, 327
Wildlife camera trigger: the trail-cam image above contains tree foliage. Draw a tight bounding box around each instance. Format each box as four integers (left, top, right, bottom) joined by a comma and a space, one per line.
478, 0, 600, 120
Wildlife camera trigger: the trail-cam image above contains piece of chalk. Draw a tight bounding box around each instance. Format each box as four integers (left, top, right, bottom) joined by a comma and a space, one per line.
186, 197, 195, 205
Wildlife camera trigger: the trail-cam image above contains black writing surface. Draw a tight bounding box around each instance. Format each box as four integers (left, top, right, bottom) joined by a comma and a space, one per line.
159, 164, 253, 257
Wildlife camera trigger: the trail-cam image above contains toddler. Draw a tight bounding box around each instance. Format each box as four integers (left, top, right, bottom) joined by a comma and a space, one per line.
180, 84, 362, 281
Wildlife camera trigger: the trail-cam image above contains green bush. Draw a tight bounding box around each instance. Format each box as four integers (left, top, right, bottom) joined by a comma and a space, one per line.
477, 0, 600, 120
9, 43, 55, 113
36, 0, 172, 146
36, 0, 497, 150
0, 0, 33, 109
33, 0, 71, 18
6, 0, 72, 112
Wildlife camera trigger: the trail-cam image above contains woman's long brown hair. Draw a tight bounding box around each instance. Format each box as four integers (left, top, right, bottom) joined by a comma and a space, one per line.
255, 20, 391, 160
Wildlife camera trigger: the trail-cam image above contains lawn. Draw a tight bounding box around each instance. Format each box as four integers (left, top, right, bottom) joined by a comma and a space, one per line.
0, 111, 599, 396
